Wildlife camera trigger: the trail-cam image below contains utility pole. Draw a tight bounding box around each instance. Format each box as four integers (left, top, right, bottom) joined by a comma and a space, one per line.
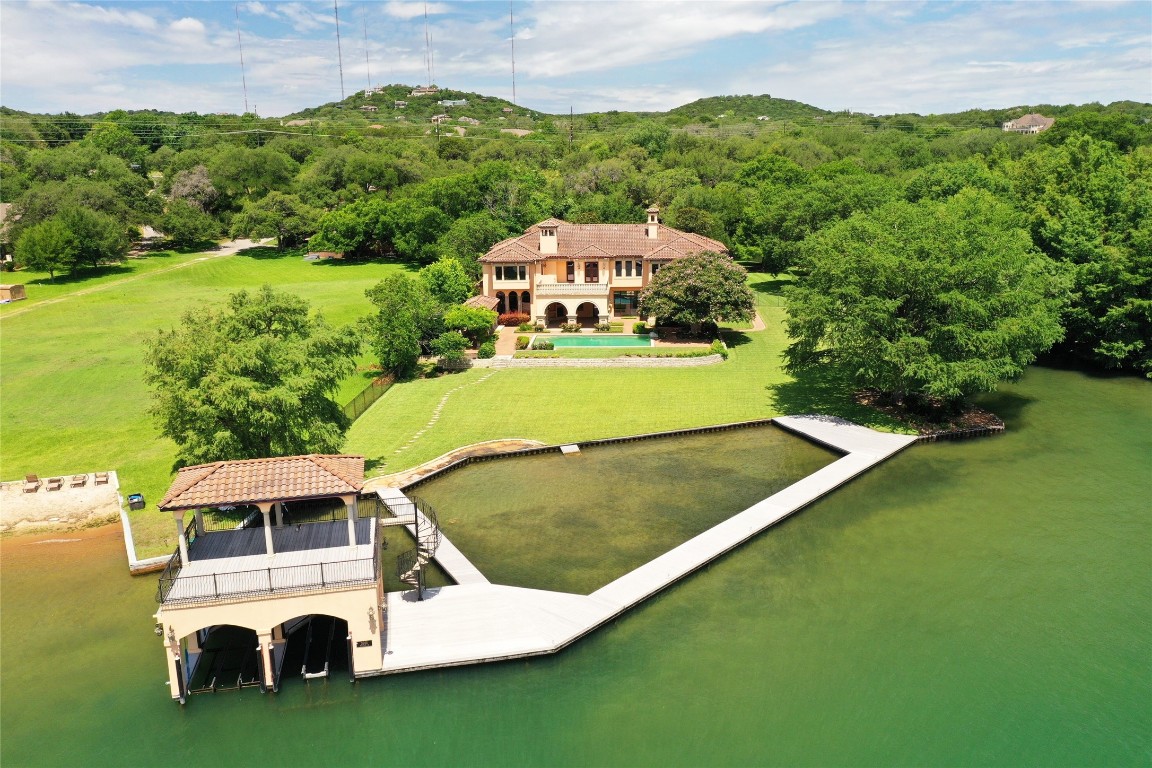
235, 5, 249, 115
334, 0, 345, 101
510, 1, 517, 106
363, 20, 372, 91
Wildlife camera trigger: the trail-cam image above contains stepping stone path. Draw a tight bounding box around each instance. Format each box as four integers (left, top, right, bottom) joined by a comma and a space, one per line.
395, 371, 499, 454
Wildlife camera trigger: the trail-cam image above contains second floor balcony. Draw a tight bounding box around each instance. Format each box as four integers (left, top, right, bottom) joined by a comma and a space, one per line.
535, 277, 609, 296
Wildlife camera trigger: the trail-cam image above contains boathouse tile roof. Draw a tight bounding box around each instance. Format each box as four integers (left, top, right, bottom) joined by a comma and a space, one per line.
159, 454, 365, 510
479, 218, 727, 263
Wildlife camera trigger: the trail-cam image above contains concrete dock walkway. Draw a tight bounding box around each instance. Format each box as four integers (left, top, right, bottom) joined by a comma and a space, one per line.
371, 416, 917, 676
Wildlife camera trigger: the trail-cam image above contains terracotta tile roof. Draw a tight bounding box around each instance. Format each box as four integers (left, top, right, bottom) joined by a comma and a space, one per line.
160, 455, 365, 510
480, 218, 727, 263
464, 295, 501, 310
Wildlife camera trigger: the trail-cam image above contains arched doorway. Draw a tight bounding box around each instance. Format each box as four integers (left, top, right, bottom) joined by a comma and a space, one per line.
184, 624, 262, 695
520, 291, 531, 316
279, 614, 351, 684
495, 291, 506, 314
544, 302, 568, 326
508, 291, 519, 312
575, 302, 599, 326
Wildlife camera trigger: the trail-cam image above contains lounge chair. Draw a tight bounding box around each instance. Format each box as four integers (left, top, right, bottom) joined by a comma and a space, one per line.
70, 474, 87, 488
94, 472, 109, 485
23, 474, 40, 493
45, 477, 63, 491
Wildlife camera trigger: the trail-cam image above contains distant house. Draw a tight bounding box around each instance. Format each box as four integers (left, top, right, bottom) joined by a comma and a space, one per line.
458, 116, 480, 125
359, 105, 378, 112
430, 114, 450, 124
438, 99, 468, 107
1002, 113, 1055, 133
283, 119, 311, 127
756, 116, 770, 121
394, 100, 407, 108
502, 107, 514, 113
410, 86, 440, 97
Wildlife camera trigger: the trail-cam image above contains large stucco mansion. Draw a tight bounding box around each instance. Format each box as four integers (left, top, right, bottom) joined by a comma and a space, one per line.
478, 207, 728, 325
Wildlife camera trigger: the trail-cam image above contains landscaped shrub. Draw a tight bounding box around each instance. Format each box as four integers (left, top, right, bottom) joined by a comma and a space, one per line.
710, 339, 729, 359
477, 341, 496, 359
516, 335, 530, 350
498, 312, 530, 327
517, 322, 533, 332
594, 322, 612, 332
531, 339, 555, 350
560, 323, 581, 333
532, 323, 546, 332
633, 322, 649, 334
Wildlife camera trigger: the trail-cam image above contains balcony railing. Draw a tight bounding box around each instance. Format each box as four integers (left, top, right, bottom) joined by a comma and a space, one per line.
535, 281, 609, 296
156, 556, 378, 607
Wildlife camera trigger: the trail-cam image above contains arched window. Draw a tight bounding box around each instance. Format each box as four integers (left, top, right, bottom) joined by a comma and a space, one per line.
495, 291, 506, 314
509, 292, 519, 312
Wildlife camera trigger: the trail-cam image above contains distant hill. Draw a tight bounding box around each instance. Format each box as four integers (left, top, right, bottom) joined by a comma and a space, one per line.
667, 94, 831, 123
284, 84, 533, 126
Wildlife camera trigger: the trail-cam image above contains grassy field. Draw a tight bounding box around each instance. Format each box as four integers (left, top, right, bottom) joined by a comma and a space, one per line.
0, 245, 412, 553
2, 258, 903, 558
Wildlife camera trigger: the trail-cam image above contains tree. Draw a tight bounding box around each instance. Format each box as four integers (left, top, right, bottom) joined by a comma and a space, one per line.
58, 207, 129, 269
158, 199, 221, 247
144, 286, 360, 465
168, 164, 219, 212
442, 305, 497, 345
419, 257, 474, 305
364, 274, 443, 376
784, 190, 1068, 405
637, 251, 755, 334
14, 217, 78, 279
229, 191, 319, 250
430, 330, 470, 361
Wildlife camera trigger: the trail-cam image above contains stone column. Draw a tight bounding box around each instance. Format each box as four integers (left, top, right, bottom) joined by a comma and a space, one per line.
346, 495, 358, 548
258, 631, 275, 691
193, 507, 204, 536
274, 501, 284, 528
259, 503, 275, 557
174, 513, 189, 563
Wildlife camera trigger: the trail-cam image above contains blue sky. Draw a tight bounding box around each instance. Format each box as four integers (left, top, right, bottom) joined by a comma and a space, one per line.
1, 1, 1149, 117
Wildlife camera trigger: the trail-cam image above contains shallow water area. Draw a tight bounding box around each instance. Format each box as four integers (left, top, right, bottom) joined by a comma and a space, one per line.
413, 424, 836, 594
1, 366, 1149, 767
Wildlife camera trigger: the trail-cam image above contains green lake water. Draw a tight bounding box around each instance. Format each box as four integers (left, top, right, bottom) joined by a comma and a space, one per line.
1, 365, 1149, 767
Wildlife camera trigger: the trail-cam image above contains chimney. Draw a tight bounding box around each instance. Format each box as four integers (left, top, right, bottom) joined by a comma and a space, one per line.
645, 206, 660, 239
538, 222, 558, 254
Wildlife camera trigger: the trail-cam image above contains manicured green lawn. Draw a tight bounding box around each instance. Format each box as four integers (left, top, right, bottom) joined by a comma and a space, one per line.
0, 246, 411, 554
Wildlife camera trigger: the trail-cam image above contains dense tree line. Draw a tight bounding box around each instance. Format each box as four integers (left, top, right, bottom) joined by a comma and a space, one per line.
2, 96, 1148, 378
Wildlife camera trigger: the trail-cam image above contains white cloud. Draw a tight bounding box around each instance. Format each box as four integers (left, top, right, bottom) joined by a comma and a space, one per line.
384, 1, 451, 20
169, 17, 206, 34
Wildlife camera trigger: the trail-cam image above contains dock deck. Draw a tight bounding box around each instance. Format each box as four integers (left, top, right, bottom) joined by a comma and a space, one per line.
370, 416, 918, 675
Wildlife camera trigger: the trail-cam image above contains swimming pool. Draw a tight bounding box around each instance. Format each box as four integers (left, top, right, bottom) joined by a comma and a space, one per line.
544, 334, 653, 348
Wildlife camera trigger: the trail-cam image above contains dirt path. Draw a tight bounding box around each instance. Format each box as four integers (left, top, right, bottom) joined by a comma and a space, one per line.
0, 238, 267, 320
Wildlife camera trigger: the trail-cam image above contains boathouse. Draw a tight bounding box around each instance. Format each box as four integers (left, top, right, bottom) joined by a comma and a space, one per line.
153, 454, 394, 702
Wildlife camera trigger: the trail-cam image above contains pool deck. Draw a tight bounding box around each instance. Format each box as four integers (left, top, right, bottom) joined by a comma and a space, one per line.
370, 416, 917, 675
